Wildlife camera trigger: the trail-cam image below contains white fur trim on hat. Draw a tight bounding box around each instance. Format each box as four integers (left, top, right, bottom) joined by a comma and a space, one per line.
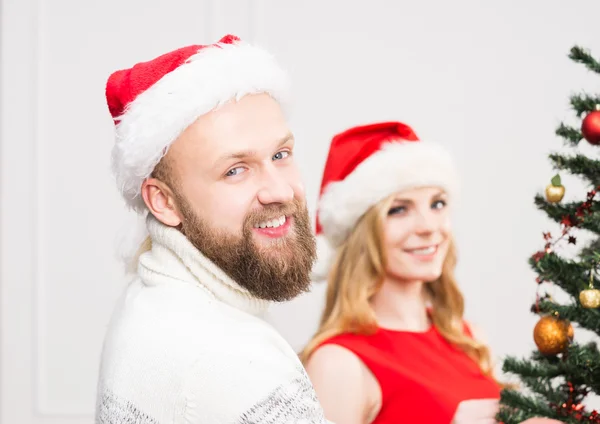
311, 234, 337, 282
112, 41, 290, 212
318, 140, 459, 250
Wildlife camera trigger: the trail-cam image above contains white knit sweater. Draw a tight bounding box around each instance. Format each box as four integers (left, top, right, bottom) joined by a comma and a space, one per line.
95, 215, 329, 424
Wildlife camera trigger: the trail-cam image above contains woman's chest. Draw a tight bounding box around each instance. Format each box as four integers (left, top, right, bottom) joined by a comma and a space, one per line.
372, 335, 500, 423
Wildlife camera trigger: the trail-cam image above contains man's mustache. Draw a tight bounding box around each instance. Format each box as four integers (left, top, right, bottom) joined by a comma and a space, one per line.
244, 201, 301, 227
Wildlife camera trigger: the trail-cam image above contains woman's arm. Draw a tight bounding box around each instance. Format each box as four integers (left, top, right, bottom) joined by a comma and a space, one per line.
305, 344, 375, 424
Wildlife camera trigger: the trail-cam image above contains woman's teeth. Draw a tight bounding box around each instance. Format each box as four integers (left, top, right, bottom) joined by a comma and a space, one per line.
408, 246, 437, 255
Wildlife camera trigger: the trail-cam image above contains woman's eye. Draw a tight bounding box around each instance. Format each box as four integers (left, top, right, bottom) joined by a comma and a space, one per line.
432, 200, 446, 209
388, 206, 406, 215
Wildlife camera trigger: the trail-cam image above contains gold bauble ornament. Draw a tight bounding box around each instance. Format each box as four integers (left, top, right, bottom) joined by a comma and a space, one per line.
580, 270, 600, 308
545, 174, 565, 203
580, 288, 600, 308
533, 315, 573, 356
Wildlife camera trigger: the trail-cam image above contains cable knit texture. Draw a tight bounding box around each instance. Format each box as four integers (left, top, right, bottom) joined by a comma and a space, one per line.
95, 215, 329, 423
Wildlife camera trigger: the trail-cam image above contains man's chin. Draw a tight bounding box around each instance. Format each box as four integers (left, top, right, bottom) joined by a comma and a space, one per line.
251, 232, 295, 249
255, 243, 297, 261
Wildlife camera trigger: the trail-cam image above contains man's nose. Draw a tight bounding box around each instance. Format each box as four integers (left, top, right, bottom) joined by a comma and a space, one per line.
256, 166, 294, 205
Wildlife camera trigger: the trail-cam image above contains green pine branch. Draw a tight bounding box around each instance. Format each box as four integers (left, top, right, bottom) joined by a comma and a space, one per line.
570, 46, 600, 74
560, 343, 600, 392
503, 356, 562, 379
556, 123, 583, 146
549, 153, 600, 186
528, 253, 588, 299
570, 94, 600, 118
503, 345, 600, 417
580, 238, 600, 260
534, 194, 600, 235
520, 376, 566, 405
498, 389, 559, 423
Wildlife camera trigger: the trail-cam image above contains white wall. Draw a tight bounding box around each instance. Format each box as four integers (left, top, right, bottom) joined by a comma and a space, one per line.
2, 0, 600, 422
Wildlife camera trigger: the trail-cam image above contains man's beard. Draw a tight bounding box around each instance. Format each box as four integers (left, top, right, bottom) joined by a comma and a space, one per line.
174, 193, 316, 302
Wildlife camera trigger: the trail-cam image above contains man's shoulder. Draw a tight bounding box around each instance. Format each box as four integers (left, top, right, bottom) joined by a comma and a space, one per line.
104, 279, 210, 336
235, 365, 328, 424
100, 277, 287, 368
183, 354, 329, 424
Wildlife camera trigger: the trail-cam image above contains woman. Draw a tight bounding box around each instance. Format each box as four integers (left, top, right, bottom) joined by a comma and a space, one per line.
301, 122, 560, 424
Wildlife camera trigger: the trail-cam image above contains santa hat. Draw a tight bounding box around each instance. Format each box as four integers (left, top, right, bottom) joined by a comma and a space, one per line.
106, 34, 290, 213
312, 121, 460, 281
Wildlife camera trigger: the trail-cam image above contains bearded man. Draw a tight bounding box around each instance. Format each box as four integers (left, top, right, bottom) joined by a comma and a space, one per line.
95, 34, 327, 424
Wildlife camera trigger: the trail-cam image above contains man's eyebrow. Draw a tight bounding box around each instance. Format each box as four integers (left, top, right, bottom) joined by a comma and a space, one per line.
216, 133, 294, 164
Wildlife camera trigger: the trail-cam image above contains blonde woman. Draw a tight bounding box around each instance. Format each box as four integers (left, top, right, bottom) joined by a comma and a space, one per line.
302, 122, 561, 424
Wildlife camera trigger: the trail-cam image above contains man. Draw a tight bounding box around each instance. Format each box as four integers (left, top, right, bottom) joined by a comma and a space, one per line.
96, 34, 327, 423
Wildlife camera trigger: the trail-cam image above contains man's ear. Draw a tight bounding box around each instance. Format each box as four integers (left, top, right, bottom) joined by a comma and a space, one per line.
141, 178, 182, 227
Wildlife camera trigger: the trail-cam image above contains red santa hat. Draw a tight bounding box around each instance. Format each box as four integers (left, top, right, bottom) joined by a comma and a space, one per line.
106, 34, 290, 212
312, 121, 460, 281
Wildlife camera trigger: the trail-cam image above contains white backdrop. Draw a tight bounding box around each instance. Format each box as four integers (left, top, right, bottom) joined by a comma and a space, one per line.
2, 0, 600, 422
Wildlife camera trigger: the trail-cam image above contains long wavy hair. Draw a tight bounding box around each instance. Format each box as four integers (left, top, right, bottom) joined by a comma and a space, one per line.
300, 194, 496, 379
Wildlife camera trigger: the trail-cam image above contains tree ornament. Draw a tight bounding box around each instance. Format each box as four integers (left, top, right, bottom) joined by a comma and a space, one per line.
545, 174, 565, 203
582, 105, 600, 145
533, 314, 574, 356
579, 290, 600, 308
580, 269, 600, 309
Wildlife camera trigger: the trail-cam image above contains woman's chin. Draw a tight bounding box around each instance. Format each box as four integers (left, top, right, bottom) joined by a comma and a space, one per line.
388, 270, 443, 284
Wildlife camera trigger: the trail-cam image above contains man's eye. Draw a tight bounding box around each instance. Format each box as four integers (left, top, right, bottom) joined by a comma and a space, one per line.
226, 167, 245, 177
273, 151, 290, 161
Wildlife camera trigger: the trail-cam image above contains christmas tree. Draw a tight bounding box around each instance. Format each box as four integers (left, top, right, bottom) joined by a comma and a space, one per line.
498, 46, 600, 424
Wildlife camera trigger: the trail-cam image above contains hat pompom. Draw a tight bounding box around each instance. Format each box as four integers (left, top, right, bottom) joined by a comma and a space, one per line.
311, 234, 337, 282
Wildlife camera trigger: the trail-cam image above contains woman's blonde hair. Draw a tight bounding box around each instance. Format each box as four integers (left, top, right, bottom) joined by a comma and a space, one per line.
300, 194, 495, 379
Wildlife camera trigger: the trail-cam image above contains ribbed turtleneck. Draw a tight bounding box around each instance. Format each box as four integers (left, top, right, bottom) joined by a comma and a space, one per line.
138, 214, 270, 317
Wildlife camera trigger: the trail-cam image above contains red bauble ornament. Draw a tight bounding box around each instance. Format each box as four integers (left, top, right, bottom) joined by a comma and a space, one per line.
582, 109, 600, 145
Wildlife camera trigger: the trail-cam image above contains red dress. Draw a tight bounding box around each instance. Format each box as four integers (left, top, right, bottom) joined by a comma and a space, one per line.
320, 324, 501, 424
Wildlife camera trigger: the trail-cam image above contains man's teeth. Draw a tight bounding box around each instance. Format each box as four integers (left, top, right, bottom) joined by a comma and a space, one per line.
254, 216, 286, 229
409, 246, 436, 255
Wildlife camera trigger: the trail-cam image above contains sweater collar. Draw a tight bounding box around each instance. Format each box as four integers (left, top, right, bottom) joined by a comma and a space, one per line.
138, 214, 270, 317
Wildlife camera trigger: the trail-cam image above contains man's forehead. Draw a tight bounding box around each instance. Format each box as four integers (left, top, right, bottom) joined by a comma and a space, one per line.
170, 94, 290, 164
214, 132, 294, 162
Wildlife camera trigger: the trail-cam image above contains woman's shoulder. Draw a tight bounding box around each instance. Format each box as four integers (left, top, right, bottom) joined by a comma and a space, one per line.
306, 343, 365, 377
305, 343, 380, 424
305, 344, 369, 403
307, 332, 385, 384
